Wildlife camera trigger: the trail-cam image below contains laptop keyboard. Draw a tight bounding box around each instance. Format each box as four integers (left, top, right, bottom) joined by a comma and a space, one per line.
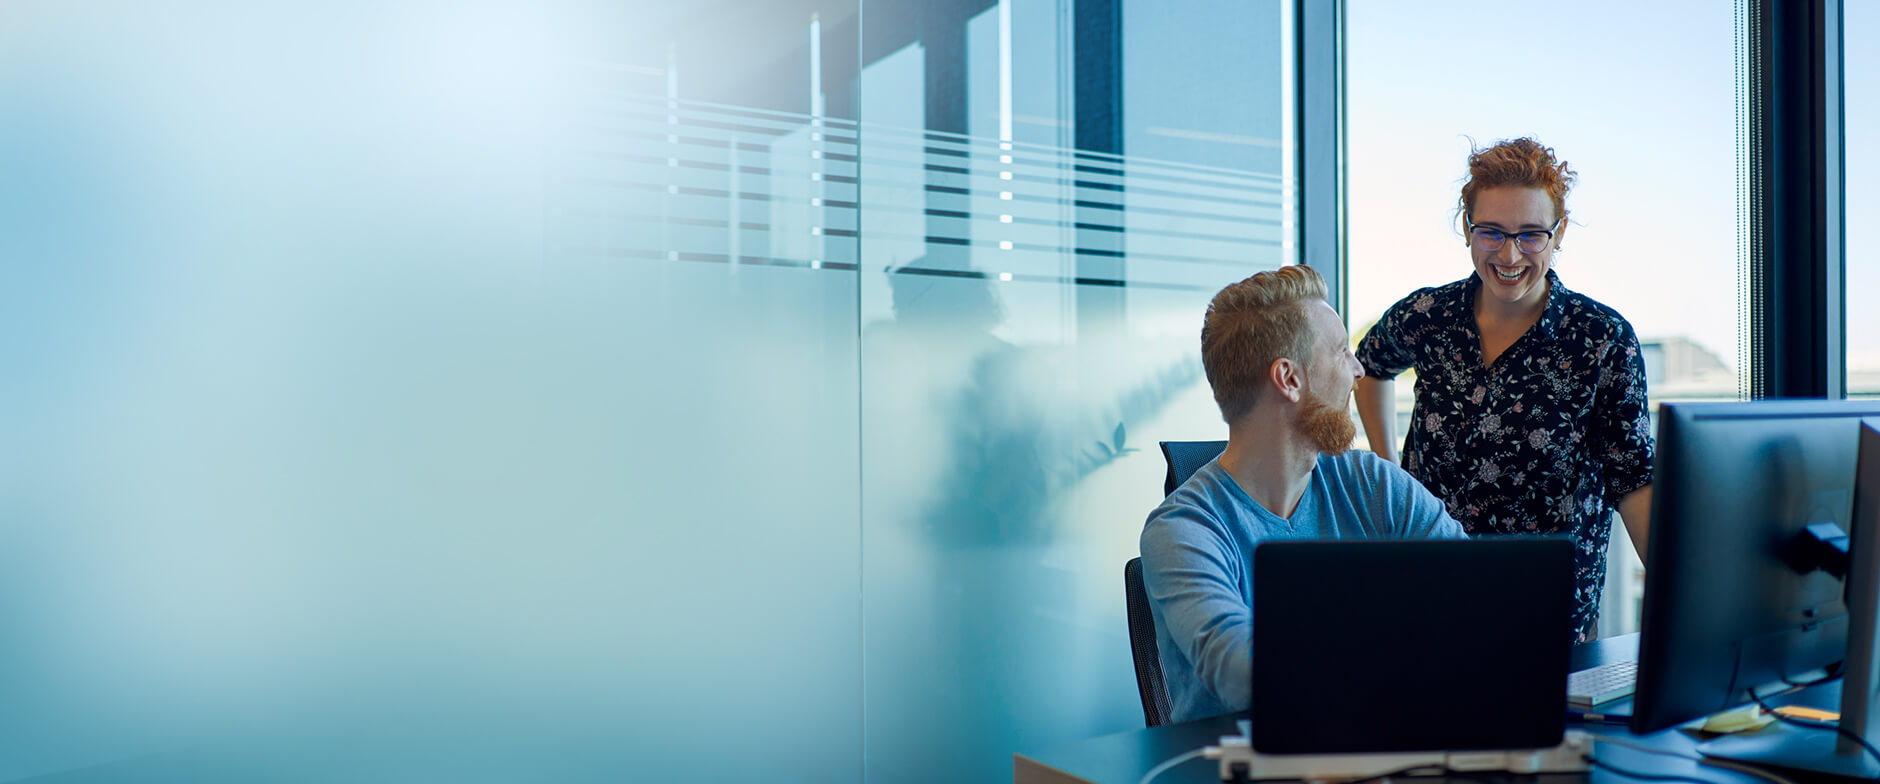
1567, 660, 1637, 708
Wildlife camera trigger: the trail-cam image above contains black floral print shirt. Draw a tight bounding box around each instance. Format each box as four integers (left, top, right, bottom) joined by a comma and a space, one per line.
1356, 270, 1655, 641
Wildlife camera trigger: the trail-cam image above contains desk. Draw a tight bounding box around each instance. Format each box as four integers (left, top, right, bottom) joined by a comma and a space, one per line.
1013, 634, 1799, 784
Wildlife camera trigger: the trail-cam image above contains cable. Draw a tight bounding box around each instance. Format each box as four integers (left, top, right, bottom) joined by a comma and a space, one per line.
1750, 689, 1880, 766
1138, 747, 1207, 784
1779, 671, 1839, 690
1698, 757, 1805, 784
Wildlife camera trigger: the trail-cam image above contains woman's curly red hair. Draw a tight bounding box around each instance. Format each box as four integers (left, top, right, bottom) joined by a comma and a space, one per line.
1456, 137, 1575, 231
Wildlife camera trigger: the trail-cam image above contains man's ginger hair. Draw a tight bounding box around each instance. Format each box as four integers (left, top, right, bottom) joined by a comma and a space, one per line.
1201, 265, 1329, 423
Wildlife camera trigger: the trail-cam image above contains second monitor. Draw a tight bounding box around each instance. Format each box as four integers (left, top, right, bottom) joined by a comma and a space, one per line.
1630, 400, 1880, 779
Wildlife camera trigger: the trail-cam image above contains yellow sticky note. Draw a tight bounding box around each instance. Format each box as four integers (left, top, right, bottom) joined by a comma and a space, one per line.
1772, 705, 1840, 722
1695, 704, 1776, 734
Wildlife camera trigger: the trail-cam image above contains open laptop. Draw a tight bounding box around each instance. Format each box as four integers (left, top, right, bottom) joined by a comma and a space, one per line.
1250, 537, 1574, 753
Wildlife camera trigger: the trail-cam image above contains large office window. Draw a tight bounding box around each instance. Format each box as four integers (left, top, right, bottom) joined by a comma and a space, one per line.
1849, 1, 1880, 398
1346, 0, 1742, 635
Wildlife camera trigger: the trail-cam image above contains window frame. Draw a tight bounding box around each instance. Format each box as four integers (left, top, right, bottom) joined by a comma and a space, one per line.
1749, 0, 1847, 399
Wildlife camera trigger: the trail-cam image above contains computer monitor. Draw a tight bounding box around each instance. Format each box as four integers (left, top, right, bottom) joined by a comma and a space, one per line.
1629, 401, 1880, 779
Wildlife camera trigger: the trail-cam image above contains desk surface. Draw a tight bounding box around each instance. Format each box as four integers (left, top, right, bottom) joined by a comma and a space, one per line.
1013, 634, 1822, 784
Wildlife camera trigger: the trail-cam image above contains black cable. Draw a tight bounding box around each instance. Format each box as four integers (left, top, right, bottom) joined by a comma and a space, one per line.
1586, 757, 1716, 784
1778, 671, 1838, 690
1749, 690, 1880, 767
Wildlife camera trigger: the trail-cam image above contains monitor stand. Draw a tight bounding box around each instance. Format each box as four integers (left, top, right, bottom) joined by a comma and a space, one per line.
1699, 728, 1879, 781
1700, 420, 1880, 780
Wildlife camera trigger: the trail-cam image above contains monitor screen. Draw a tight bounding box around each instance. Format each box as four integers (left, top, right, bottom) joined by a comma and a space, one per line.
1630, 400, 1880, 735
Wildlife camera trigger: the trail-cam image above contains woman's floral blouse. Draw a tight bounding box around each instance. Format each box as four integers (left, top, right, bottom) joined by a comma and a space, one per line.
1356, 270, 1654, 641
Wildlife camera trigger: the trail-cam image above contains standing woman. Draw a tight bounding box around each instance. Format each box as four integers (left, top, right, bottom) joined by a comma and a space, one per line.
1354, 138, 1653, 642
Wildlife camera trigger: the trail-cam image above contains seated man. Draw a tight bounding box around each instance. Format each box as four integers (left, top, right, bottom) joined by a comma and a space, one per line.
1142, 265, 1466, 723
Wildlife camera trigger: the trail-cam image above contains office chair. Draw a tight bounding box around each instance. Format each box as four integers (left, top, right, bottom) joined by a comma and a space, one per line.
1158, 440, 1227, 496
1123, 556, 1171, 727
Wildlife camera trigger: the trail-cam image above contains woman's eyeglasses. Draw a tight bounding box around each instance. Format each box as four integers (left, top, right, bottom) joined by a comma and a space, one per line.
1467, 214, 1566, 255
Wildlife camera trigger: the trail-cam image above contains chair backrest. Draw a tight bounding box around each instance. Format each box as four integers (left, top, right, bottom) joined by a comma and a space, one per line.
1158, 440, 1227, 496
1123, 556, 1172, 727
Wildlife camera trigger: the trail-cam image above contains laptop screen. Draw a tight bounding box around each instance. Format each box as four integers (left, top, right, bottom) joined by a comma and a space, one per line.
1250, 537, 1573, 753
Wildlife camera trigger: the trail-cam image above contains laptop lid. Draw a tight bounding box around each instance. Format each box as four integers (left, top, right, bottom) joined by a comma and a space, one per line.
1250, 537, 1573, 753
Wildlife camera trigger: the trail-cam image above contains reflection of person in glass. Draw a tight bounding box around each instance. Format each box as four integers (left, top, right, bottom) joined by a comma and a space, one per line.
1141, 266, 1464, 724
1354, 138, 1654, 642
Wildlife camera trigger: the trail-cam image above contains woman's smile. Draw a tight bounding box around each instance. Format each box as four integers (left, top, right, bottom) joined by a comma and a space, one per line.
1492, 264, 1529, 284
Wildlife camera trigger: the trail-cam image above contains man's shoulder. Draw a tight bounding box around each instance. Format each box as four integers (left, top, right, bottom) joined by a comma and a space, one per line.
1316, 450, 1462, 539
1316, 449, 1395, 483
1144, 463, 1230, 533
1143, 460, 1267, 555
1316, 450, 1417, 507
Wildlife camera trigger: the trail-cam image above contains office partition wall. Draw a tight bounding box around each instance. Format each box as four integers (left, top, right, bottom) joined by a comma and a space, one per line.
2, 3, 869, 780
0, 1, 1293, 781
855, 3, 1290, 779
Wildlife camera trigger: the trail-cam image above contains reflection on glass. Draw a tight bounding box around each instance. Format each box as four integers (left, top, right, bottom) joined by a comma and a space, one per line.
857, 1, 1287, 780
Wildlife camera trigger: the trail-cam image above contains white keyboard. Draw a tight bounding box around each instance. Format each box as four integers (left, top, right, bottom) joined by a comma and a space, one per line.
1567, 660, 1638, 708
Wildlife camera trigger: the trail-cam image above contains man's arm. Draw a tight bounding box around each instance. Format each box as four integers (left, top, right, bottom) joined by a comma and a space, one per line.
1140, 517, 1251, 713
1355, 376, 1399, 464
1617, 484, 1651, 560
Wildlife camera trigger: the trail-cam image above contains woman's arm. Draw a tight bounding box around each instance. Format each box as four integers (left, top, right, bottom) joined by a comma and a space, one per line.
1355, 376, 1399, 464
1591, 319, 1656, 563
1617, 484, 1651, 560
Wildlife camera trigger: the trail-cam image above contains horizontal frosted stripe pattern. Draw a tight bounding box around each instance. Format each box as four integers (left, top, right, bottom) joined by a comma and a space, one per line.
572, 95, 1280, 283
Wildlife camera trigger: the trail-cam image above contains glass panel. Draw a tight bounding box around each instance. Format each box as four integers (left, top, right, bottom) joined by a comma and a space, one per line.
0, 2, 863, 781
1346, 0, 1740, 637
857, 0, 1289, 780
1849, 1, 1880, 399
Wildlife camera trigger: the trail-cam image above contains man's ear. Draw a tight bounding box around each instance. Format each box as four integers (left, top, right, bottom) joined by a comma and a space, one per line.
1269, 357, 1305, 403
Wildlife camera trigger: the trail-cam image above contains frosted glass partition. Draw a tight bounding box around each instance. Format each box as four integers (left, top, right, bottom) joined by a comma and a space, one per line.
0, 4, 865, 781
0, 1, 1287, 781
858, 1, 1288, 779
552, 90, 866, 779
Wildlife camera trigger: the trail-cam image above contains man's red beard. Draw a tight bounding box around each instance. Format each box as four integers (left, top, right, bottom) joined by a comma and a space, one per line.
1299, 392, 1357, 455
